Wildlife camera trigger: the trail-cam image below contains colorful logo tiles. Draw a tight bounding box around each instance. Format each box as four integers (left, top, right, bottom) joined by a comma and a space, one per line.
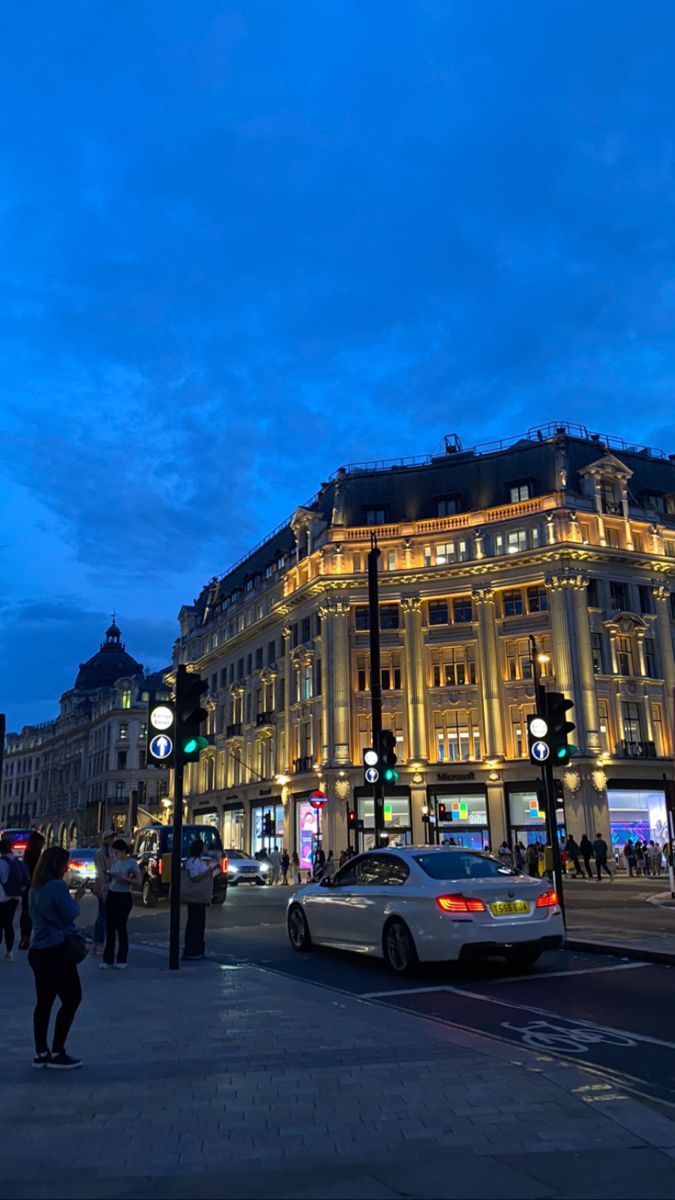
451, 800, 469, 820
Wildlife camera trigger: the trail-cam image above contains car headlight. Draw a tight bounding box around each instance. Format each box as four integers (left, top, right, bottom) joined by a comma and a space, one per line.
260, 862, 270, 873
229, 864, 239, 873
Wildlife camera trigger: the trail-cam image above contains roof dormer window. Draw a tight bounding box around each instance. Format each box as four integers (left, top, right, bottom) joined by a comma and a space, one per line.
509, 482, 532, 504
365, 507, 387, 526
436, 495, 461, 517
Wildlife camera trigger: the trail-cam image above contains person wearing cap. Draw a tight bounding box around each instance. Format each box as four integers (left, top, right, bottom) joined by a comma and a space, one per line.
92, 831, 115, 956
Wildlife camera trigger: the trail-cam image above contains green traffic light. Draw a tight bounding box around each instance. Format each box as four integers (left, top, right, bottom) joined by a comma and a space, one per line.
384, 768, 399, 782
556, 747, 567, 760
183, 737, 198, 754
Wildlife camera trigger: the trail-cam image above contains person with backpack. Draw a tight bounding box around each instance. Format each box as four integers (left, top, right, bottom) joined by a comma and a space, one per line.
0, 837, 30, 960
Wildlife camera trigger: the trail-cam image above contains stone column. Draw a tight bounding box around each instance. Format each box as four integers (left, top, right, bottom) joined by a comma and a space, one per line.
319, 602, 335, 765
282, 626, 293, 772
472, 587, 504, 759
652, 584, 675, 696
402, 594, 428, 762
547, 575, 576, 715
569, 575, 600, 754
320, 598, 351, 765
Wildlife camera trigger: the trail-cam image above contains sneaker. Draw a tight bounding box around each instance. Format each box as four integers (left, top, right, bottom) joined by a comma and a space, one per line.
5, 952, 14, 962
47, 1052, 82, 1071
114, 963, 127, 970
99, 962, 111, 970
32, 1052, 50, 1069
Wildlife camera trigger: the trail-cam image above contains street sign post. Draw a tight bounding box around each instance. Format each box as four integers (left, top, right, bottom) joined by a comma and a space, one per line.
147, 700, 176, 767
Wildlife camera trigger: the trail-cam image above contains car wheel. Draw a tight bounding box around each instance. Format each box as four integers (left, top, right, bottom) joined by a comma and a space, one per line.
383, 918, 418, 976
288, 904, 311, 952
229, 879, 239, 887
141, 877, 158, 908
505, 947, 541, 971
255, 877, 266, 886
211, 894, 227, 906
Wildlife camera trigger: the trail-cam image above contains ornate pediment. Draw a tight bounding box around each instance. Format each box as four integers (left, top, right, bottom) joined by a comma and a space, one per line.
603, 610, 649, 635
578, 452, 633, 482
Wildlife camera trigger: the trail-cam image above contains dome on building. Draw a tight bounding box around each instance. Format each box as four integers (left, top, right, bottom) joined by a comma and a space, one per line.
74, 619, 142, 691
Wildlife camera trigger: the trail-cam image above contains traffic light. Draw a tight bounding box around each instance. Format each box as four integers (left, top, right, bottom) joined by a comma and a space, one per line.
438, 802, 447, 820
379, 730, 398, 784
176, 670, 209, 763
262, 812, 276, 838
545, 691, 577, 764
347, 808, 357, 831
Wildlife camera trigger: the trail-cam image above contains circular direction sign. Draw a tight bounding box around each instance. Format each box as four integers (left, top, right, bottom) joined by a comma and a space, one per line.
149, 734, 173, 760
309, 789, 327, 810
150, 705, 174, 731
530, 717, 548, 739
531, 740, 550, 763
365, 767, 379, 784
363, 749, 378, 767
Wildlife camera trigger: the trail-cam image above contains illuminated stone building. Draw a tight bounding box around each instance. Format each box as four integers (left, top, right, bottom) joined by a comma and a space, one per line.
177, 423, 675, 867
2, 622, 171, 844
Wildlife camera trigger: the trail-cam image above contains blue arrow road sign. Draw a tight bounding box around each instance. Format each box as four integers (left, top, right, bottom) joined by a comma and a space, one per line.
365, 766, 379, 783
150, 734, 173, 760
532, 740, 550, 763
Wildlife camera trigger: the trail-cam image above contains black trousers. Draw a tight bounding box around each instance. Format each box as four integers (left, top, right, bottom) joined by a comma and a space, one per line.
0, 898, 18, 953
184, 904, 206, 958
20, 889, 32, 944
582, 855, 593, 878
28, 943, 82, 1055
104, 892, 133, 964
596, 856, 612, 880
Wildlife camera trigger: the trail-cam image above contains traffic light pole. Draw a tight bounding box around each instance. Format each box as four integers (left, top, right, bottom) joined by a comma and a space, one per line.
169, 664, 186, 971
530, 642, 565, 921
368, 534, 384, 848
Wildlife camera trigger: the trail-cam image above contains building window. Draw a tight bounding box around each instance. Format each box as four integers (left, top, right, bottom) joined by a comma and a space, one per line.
380, 604, 399, 630
616, 635, 634, 676
356, 653, 369, 692
435, 540, 469, 565
315, 658, 322, 696
355, 607, 369, 631
121, 690, 131, 710
638, 586, 653, 614
119, 723, 128, 741
622, 701, 642, 745
437, 496, 460, 517
601, 481, 621, 515
435, 711, 481, 761
586, 579, 599, 607
653, 704, 665, 756
510, 483, 531, 503
507, 529, 527, 554
605, 526, 621, 549
591, 632, 604, 674
527, 586, 548, 613
431, 645, 477, 688
502, 590, 523, 617
510, 706, 534, 758
116, 751, 127, 771
302, 663, 312, 701
428, 600, 449, 626
365, 508, 386, 525
139, 750, 147, 769
453, 597, 473, 623
598, 700, 610, 754
642, 492, 667, 513
505, 639, 533, 681
644, 638, 657, 678
381, 655, 402, 690
610, 581, 628, 610
385, 550, 397, 571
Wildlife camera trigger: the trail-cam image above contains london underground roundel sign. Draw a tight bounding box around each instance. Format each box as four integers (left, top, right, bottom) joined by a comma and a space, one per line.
309, 790, 327, 810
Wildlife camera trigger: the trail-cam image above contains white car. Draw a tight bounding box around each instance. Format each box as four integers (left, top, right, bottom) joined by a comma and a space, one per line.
287, 846, 564, 974
225, 848, 272, 886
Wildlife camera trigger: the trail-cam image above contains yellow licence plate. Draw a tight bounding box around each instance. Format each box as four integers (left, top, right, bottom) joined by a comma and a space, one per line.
490, 900, 530, 916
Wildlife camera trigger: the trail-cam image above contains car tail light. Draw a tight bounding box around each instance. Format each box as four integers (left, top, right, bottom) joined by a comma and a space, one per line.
221, 854, 228, 873
14, 842, 27, 855
157, 856, 163, 877
69, 861, 85, 872
536, 890, 559, 908
436, 894, 486, 913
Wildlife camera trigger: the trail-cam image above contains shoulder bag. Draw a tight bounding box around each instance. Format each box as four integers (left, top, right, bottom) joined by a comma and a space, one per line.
180, 863, 214, 905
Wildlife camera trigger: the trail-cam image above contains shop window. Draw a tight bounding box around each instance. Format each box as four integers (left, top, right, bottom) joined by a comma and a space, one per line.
503, 590, 523, 617
644, 638, 657, 679
429, 600, 449, 626
607, 788, 667, 848
453, 597, 473, 623
527, 586, 548, 613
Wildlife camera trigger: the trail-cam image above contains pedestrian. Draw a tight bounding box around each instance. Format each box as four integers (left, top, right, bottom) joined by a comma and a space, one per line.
564, 835, 584, 878
313, 845, 326, 881
269, 845, 282, 884
182, 838, 219, 961
624, 839, 636, 877
651, 841, 662, 876
100, 839, 140, 971
28, 845, 86, 1069
579, 834, 594, 879
514, 841, 526, 871
526, 842, 539, 878
291, 850, 301, 885
498, 841, 512, 867
280, 848, 290, 885
324, 850, 336, 881
592, 832, 613, 881
92, 829, 115, 956
18, 830, 45, 951
0, 836, 30, 960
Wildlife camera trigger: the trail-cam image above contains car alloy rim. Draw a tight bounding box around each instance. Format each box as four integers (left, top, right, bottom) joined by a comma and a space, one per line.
289, 909, 305, 946
387, 924, 408, 971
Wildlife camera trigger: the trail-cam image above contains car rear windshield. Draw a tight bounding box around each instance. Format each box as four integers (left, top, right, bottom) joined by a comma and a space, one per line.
165, 828, 223, 855
413, 852, 518, 880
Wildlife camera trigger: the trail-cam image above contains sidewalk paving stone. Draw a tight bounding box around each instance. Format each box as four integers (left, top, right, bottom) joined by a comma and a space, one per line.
3, 947, 675, 1199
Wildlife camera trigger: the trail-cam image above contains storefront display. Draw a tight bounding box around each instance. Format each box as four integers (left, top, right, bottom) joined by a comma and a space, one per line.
607, 788, 667, 848
252, 803, 284, 854
433, 791, 490, 850
193, 808, 218, 829
356, 793, 412, 849
508, 789, 565, 845
296, 801, 319, 871
221, 805, 244, 850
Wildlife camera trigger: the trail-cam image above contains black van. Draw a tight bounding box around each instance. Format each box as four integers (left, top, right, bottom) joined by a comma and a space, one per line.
131, 824, 228, 908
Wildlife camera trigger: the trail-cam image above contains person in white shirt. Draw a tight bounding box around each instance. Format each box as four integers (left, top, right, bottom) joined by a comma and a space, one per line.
100, 840, 140, 970
183, 839, 219, 961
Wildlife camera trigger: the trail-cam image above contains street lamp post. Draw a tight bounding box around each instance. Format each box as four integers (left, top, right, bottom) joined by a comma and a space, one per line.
529, 636, 565, 919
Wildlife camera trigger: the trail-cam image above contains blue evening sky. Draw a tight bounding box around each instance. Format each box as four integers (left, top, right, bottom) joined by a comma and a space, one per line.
2, 0, 675, 730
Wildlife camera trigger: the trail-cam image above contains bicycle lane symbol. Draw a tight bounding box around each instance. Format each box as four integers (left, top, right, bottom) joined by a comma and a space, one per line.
500, 1019, 638, 1054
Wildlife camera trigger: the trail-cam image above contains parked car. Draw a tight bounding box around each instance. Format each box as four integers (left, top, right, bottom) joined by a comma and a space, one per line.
131, 824, 228, 908
287, 846, 564, 975
65, 849, 98, 889
225, 848, 271, 886
0, 829, 34, 859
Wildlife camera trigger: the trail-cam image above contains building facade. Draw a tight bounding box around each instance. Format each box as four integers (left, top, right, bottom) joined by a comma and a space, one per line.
1, 622, 172, 845
177, 423, 675, 867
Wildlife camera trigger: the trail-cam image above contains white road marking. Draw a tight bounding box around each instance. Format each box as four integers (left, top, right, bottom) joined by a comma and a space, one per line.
361, 960, 649, 999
